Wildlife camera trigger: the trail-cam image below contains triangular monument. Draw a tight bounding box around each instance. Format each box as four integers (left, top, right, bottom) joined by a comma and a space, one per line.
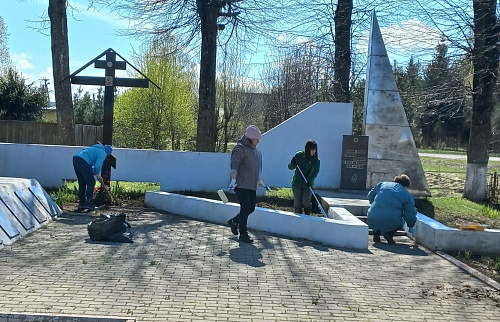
363, 11, 431, 197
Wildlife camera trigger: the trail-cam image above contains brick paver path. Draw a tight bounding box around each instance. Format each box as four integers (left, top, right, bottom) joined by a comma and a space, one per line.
0, 209, 499, 321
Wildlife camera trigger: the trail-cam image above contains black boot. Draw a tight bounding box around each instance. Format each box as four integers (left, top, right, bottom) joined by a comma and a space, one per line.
77, 200, 86, 211
304, 207, 311, 216
84, 199, 97, 211
373, 230, 381, 243
383, 232, 396, 245
239, 233, 253, 243
227, 219, 238, 236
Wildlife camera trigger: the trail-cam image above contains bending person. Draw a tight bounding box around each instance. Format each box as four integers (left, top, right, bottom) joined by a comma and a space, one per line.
367, 174, 417, 244
73, 143, 113, 211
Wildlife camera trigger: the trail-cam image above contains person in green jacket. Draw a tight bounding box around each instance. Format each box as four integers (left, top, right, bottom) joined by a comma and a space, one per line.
288, 140, 320, 215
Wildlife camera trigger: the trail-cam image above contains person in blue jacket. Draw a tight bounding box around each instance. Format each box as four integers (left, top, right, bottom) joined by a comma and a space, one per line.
288, 140, 320, 215
73, 143, 113, 210
367, 174, 417, 244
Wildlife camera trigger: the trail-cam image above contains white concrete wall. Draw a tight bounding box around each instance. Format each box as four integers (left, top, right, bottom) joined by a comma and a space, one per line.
0, 102, 352, 191
0, 143, 230, 190
145, 191, 368, 250
259, 102, 353, 189
412, 213, 500, 255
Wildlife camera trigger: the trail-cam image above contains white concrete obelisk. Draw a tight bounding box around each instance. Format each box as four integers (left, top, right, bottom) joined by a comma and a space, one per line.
363, 11, 431, 197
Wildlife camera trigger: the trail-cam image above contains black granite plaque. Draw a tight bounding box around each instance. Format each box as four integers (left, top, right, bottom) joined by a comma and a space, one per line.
15, 189, 49, 224
340, 135, 369, 190
0, 200, 21, 238
1, 192, 36, 230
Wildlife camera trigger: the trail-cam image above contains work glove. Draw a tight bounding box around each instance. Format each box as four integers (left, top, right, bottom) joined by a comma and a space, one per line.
291, 157, 297, 165
229, 178, 237, 190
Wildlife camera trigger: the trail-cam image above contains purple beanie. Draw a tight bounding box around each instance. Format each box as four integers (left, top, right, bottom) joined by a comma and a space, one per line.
244, 125, 262, 139
104, 145, 113, 154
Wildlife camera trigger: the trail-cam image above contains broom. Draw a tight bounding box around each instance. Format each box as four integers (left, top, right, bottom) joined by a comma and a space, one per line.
96, 177, 113, 206
296, 165, 328, 218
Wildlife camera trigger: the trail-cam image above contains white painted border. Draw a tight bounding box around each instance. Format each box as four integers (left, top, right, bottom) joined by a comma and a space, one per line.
145, 191, 369, 250
412, 213, 500, 255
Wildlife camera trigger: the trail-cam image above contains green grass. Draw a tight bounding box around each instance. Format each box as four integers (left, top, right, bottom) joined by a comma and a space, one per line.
418, 156, 500, 229
48, 154, 500, 229
47, 180, 160, 208
418, 148, 467, 155
420, 156, 500, 173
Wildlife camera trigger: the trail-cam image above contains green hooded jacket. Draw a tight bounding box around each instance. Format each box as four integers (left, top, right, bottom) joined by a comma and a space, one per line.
288, 151, 320, 188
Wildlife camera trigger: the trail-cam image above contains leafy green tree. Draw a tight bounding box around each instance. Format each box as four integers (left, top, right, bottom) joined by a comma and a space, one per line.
113, 36, 197, 150
0, 68, 45, 121
422, 42, 466, 148
0, 16, 11, 68
394, 58, 425, 147
73, 86, 104, 125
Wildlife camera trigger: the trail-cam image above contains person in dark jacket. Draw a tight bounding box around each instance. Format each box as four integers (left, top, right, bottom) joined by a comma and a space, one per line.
288, 140, 320, 215
367, 174, 417, 244
73, 143, 113, 211
227, 125, 267, 243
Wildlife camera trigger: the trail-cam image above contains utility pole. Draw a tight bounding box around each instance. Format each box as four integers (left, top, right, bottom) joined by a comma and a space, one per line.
40, 77, 51, 107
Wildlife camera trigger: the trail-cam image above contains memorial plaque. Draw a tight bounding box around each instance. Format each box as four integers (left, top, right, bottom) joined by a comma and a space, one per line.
340, 135, 369, 190
0, 200, 21, 238
15, 189, 49, 224
1, 192, 36, 230
29, 185, 60, 217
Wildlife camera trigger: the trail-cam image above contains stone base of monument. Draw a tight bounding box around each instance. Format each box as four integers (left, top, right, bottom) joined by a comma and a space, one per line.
145, 191, 369, 250
0, 177, 61, 247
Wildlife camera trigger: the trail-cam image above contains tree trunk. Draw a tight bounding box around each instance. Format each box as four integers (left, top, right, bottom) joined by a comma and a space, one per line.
463, 0, 499, 201
48, 0, 75, 145
332, 0, 352, 103
196, 3, 219, 152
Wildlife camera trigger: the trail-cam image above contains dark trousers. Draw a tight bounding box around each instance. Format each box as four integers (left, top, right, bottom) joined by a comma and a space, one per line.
232, 188, 256, 235
73, 155, 96, 205
374, 227, 401, 239
292, 186, 312, 214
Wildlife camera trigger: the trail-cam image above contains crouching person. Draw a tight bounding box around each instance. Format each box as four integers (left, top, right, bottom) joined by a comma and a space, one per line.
367, 174, 417, 244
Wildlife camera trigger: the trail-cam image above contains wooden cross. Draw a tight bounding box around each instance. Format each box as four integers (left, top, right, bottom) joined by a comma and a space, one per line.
66, 48, 159, 187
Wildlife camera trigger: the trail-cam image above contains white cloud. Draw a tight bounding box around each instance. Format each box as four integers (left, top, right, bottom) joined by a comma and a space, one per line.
381, 19, 443, 52
12, 52, 33, 70
357, 19, 444, 62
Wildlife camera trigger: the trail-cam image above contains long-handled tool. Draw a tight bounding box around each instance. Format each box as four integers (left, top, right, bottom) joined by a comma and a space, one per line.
217, 188, 230, 203
218, 182, 272, 204
296, 165, 328, 218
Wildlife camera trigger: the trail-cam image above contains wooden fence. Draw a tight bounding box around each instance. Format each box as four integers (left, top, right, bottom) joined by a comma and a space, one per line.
0, 120, 102, 146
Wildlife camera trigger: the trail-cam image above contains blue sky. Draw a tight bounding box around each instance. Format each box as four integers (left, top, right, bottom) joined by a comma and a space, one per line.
2, 1, 444, 101
2, 0, 141, 99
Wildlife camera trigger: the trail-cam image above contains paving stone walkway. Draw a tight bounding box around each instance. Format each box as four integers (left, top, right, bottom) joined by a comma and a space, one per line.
0, 208, 499, 321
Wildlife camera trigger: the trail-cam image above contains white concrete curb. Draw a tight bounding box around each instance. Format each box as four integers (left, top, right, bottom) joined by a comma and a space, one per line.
145, 191, 369, 250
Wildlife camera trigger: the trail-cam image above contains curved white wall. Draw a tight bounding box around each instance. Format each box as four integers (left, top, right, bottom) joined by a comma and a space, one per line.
0, 102, 353, 191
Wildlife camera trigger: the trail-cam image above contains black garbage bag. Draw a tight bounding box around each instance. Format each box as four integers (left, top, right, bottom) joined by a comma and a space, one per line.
87, 213, 133, 243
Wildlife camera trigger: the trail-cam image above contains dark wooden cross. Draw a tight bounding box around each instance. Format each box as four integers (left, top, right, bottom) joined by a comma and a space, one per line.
66, 48, 159, 187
